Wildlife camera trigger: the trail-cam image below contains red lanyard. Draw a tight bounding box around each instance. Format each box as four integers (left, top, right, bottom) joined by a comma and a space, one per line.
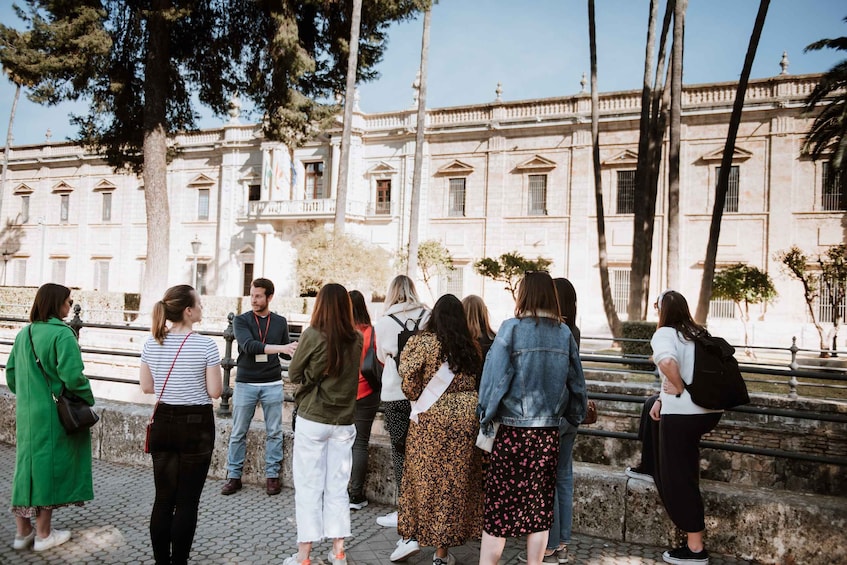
253, 313, 270, 344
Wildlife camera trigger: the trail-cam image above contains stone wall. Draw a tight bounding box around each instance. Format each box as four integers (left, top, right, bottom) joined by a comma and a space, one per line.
0, 388, 843, 564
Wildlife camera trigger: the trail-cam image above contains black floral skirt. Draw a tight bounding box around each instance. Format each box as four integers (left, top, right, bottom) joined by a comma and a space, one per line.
482, 424, 559, 538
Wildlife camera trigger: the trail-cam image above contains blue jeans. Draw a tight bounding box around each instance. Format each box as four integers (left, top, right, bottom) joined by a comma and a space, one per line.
549, 422, 577, 549
225, 382, 284, 478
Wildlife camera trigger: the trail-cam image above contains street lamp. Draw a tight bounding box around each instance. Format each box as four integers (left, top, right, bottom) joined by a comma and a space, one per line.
1, 250, 10, 286
190, 235, 201, 290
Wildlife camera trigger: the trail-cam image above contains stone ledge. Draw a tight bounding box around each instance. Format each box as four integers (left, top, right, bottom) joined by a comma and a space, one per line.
1, 390, 843, 564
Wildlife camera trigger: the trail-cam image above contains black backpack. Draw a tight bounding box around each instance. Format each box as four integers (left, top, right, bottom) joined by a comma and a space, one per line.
686, 333, 750, 410
389, 310, 425, 365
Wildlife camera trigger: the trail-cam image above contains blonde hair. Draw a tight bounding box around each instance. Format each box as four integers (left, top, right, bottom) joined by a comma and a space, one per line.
384, 275, 422, 310
151, 285, 197, 344
462, 295, 495, 341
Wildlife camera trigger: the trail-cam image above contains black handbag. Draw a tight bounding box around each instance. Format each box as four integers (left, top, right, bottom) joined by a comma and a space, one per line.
28, 326, 99, 434
361, 328, 383, 392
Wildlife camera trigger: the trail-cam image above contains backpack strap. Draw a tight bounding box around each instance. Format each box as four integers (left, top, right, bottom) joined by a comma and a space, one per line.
388, 314, 405, 329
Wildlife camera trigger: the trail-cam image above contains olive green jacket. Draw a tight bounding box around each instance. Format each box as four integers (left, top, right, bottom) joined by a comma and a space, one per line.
7, 318, 94, 507
289, 326, 362, 426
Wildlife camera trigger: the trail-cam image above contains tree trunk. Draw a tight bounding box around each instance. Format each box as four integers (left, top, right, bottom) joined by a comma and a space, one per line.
0, 83, 21, 226
334, 0, 362, 232
695, 0, 770, 323
138, 0, 172, 315
666, 0, 686, 291
407, 5, 431, 279
589, 0, 621, 337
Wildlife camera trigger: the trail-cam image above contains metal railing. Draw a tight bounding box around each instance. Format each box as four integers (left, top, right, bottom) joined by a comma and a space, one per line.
1, 309, 845, 467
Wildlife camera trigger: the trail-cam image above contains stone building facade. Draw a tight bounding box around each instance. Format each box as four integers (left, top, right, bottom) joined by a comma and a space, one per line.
0, 72, 844, 345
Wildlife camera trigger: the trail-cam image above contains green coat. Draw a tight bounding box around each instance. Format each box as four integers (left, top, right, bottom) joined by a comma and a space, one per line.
6, 318, 94, 508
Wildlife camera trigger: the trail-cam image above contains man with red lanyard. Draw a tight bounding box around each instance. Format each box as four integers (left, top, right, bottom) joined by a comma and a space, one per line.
222, 278, 297, 496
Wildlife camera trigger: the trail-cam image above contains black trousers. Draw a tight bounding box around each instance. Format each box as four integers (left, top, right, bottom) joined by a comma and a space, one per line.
382, 399, 411, 490
651, 409, 722, 533
148, 403, 215, 565
349, 391, 381, 499
635, 394, 661, 475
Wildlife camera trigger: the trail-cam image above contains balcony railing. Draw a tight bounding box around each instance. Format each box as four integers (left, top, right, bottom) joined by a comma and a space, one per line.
240, 199, 390, 220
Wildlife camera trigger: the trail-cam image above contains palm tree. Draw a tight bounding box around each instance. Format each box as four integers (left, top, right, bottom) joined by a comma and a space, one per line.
802, 16, 847, 178
589, 0, 621, 337
694, 0, 770, 324
407, 2, 432, 279
334, 0, 363, 232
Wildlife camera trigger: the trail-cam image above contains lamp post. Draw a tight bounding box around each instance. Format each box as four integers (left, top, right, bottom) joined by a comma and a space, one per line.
1, 250, 10, 286
191, 235, 201, 290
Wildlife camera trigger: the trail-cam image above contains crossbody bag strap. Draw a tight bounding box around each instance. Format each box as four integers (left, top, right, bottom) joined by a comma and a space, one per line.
28, 325, 59, 403
148, 332, 193, 425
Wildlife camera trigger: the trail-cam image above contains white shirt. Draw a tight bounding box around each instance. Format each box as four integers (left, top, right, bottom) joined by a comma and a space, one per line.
651, 327, 722, 415
374, 302, 430, 402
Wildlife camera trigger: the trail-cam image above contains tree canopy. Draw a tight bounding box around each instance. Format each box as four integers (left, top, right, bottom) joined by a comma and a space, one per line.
474, 251, 552, 300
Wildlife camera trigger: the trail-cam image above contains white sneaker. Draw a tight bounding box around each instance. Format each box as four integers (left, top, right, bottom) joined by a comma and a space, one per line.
433, 553, 456, 565
328, 549, 348, 565
390, 537, 420, 562
625, 466, 655, 483
281, 554, 310, 565
13, 530, 35, 550
377, 510, 398, 528
33, 529, 71, 552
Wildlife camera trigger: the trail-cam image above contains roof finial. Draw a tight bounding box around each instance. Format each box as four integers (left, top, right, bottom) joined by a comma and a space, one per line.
780, 51, 789, 75
580, 72, 587, 93
495, 82, 502, 102
45, 129, 52, 142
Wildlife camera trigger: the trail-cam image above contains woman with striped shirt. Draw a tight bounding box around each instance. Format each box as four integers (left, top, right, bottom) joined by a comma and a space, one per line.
140, 285, 222, 565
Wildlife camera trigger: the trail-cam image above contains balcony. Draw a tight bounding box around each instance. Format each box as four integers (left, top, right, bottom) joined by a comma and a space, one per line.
239, 199, 393, 221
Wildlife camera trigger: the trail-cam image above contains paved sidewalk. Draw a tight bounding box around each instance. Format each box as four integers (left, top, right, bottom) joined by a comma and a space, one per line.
0, 442, 749, 564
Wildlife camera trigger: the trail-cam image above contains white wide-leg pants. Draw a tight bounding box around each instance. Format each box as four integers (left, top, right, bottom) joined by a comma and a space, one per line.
292, 415, 357, 543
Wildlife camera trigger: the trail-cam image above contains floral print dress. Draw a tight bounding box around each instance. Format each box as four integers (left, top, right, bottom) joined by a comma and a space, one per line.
397, 332, 483, 548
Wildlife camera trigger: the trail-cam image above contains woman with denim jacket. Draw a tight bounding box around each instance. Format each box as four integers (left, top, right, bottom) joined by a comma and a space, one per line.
477, 271, 587, 565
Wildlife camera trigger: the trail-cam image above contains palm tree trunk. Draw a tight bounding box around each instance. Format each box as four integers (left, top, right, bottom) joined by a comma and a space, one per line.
407, 4, 431, 279
0, 82, 21, 225
695, 0, 770, 323
589, 0, 621, 337
334, 0, 363, 232
139, 0, 172, 315
666, 0, 686, 291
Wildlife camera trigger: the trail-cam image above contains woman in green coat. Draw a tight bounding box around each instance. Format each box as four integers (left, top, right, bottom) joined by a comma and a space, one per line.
6, 283, 94, 552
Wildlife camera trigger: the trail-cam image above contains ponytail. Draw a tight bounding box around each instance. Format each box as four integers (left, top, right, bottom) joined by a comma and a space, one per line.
151, 300, 168, 344
150, 285, 197, 345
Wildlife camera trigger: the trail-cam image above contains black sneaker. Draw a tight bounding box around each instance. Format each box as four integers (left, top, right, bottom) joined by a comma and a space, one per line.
349, 496, 368, 510
662, 545, 709, 564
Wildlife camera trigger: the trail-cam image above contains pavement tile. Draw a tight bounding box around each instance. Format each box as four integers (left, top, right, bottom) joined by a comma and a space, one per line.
0, 442, 750, 564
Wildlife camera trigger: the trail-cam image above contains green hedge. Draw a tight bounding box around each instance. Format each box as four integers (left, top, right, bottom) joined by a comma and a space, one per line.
621, 321, 656, 370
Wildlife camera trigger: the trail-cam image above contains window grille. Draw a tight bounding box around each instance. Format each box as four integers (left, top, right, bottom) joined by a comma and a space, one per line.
616, 170, 636, 214
94, 260, 109, 292
305, 162, 325, 199
449, 178, 466, 217
822, 162, 846, 211
439, 267, 463, 297
612, 268, 630, 314
198, 189, 210, 220
242, 263, 254, 296
376, 179, 391, 214
60, 194, 70, 224
709, 298, 736, 319
102, 192, 112, 222
817, 277, 846, 324
20, 195, 29, 223
528, 174, 547, 216
716, 166, 739, 213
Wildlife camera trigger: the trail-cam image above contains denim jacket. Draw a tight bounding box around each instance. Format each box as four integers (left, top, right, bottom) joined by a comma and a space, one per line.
477, 315, 587, 435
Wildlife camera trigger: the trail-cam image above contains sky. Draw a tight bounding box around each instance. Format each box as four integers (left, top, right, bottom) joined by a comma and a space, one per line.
0, 0, 845, 147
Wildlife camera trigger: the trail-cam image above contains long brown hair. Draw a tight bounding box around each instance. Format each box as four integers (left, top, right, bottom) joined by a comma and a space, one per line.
30, 283, 71, 322
553, 277, 578, 335
311, 283, 358, 378
151, 285, 197, 344
515, 271, 562, 322
462, 294, 495, 341
657, 290, 707, 341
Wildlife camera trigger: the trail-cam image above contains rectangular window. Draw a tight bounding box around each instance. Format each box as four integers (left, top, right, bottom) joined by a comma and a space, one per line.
716, 165, 740, 213
20, 195, 29, 223
448, 178, 466, 217
822, 162, 846, 211
94, 260, 109, 292
709, 298, 736, 319
60, 194, 70, 224
376, 179, 391, 214
102, 192, 112, 222
242, 263, 254, 296
13, 259, 27, 286
305, 162, 325, 199
52, 260, 67, 285
195, 263, 208, 295
612, 268, 630, 314
817, 277, 846, 324
198, 189, 210, 220
438, 267, 463, 297
248, 184, 261, 202
616, 170, 636, 214
528, 174, 547, 216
